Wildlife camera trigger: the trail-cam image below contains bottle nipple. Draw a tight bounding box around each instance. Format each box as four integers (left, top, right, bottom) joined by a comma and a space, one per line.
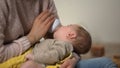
49, 19, 61, 33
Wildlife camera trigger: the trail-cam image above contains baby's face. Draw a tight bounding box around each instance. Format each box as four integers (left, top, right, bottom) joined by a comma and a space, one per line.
53, 24, 78, 41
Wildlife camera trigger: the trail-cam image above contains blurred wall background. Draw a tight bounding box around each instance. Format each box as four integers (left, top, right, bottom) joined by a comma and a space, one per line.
54, 0, 120, 44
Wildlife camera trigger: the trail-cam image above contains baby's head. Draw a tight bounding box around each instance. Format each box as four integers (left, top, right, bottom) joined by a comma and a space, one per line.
53, 24, 92, 54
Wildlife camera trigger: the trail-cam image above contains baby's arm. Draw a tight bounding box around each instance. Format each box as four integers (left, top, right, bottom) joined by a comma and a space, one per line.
33, 45, 67, 64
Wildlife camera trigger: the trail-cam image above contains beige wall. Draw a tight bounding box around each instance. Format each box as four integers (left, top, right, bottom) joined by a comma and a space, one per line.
54, 0, 120, 44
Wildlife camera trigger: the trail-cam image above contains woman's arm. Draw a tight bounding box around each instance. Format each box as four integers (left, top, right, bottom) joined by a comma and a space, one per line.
0, 11, 55, 63
0, 0, 58, 63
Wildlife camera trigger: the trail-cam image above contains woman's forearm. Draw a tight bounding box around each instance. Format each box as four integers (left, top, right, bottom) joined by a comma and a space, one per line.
0, 36, 31, 63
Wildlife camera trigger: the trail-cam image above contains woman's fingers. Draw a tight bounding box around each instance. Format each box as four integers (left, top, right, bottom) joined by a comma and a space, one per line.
40, 11, 51, 22
36, 10, 52, 23
44, 15, 55, 27
38, 11, 55, 30
35, 10, 54, 25
37, 10, 48, 19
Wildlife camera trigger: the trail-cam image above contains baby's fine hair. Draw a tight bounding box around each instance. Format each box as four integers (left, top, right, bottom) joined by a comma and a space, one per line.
72, 25, 92, 54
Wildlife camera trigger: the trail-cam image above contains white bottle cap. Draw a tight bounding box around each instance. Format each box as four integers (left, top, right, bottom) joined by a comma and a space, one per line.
49, 19, 60, 33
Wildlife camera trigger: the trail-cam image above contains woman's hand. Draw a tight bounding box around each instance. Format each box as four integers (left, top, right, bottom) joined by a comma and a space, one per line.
27, 10, 55, 45
60, 53, 80, 68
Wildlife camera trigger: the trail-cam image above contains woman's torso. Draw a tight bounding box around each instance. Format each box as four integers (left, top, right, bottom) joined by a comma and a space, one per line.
3, 0, 43, 43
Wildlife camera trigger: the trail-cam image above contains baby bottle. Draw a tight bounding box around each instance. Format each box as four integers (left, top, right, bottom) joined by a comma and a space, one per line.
48, 19, 61, 33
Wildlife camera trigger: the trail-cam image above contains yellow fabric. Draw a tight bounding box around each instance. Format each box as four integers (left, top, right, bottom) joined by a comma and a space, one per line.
0, 48, 72, 68
0, 49, 32, 68
46, 64, 60, 68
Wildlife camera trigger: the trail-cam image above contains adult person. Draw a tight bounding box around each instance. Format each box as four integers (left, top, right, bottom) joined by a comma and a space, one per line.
0, 0, 79, 68
0, 0, 117, 68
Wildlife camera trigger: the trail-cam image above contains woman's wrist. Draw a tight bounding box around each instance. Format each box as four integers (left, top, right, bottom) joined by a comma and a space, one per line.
27, 34, 36, 45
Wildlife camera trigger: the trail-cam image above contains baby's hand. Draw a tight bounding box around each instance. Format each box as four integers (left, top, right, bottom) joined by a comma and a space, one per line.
25, 53, 34, 60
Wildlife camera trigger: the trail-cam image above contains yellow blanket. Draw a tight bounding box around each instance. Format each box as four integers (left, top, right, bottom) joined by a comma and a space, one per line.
0, 49, 31, 68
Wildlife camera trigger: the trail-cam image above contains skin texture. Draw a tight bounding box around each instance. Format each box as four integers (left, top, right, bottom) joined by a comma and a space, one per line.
53, 24, 78, 42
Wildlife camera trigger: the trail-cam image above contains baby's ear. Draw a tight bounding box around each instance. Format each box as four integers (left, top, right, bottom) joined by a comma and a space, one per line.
67, 31, 77, 39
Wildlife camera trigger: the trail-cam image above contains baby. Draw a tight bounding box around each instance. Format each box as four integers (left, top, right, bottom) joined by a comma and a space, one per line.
21, 20, 92, 68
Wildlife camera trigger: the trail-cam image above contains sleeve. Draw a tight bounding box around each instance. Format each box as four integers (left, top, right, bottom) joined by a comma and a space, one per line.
0, 32, 31, 63
33, 40, 73, 65
0, 1, 31, 63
